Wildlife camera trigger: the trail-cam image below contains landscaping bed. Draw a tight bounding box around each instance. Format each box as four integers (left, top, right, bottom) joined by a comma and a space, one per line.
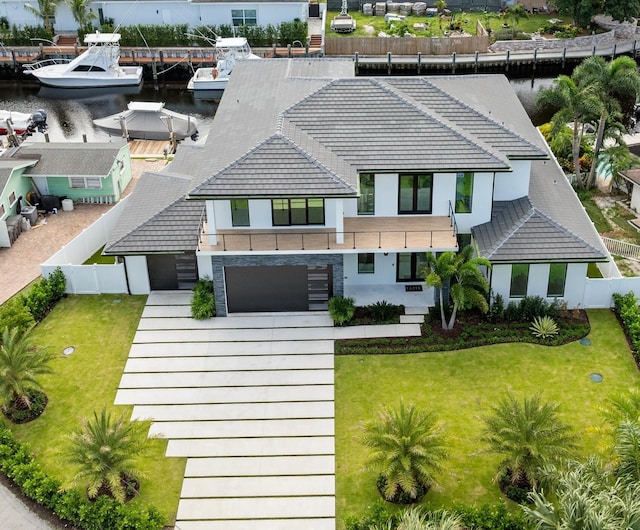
336, 309, 589, 355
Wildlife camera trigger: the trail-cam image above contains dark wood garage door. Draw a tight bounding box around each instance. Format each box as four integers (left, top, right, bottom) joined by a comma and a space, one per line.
225, 265, 309, 313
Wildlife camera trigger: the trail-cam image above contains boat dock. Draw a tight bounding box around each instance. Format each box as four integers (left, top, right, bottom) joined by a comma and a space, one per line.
129, 139, 175, 158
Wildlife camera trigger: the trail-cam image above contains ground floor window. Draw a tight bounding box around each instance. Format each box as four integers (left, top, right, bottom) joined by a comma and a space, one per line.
510, 264, 529, 297
272, 198, 324, 226
547, 263, 567, 297
69, 177, 102, 189
397, 252, 427, 281
358, 253, 374, 273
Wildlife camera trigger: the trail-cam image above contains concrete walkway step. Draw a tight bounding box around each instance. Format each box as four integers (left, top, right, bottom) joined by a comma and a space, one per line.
174, 520, 335, 530
149, 418, 334, 439
176, 496, 335, 520
146, 291, 192, 305
400, 314, 425, 324
180, 475, 335, 497
142, 305, 193, 318
124, 354, 334, 373
116, 385, 334, 405
137, 315, 334, 330
132, 401, 334, 421
184, 455, 335, 477
166, 436, 335, 457
120, 369, 334, 388
128, 340, 334, 357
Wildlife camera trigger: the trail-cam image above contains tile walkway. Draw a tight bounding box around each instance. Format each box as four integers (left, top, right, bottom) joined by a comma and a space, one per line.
115, 291, 424, 530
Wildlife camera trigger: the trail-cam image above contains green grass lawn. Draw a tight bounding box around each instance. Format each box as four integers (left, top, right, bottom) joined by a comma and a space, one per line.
335, 309, 640, 526
8, 294, 185, 525
326, 11, 573, 39
83, 245, 115, 265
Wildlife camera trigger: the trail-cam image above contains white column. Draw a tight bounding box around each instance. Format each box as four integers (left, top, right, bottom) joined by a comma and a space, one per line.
206, 200, 217, 246
335, 198, 344, 244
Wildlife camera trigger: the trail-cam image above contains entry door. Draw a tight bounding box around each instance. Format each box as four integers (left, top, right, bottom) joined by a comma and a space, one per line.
147, 255, 178, 290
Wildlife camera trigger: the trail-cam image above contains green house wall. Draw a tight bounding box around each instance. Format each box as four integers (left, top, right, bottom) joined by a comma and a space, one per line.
1, 167, 36, 221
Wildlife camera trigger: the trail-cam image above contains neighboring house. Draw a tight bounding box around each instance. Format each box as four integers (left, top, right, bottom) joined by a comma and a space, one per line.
0, 158, 38, 247
619, 168, 640, 214
104, 58, 610, 315
7, 141, 132, 204
0, 0, 308, 33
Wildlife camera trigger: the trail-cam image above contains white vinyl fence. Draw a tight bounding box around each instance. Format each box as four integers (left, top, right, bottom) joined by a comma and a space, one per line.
41, 197, 130, 295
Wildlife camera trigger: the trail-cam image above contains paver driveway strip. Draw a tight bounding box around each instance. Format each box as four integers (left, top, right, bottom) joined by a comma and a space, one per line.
116, 291, 423, 529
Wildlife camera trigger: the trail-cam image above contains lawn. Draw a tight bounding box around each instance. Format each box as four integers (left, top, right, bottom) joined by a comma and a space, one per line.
7, 294, 185, 525
335, 309, 640, 526
83, 245, 115, 265
326, 11, 573, 39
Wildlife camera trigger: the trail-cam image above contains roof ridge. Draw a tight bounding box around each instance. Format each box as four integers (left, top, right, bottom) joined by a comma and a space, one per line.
418, 78, 547, 157
375, 78, 510, 168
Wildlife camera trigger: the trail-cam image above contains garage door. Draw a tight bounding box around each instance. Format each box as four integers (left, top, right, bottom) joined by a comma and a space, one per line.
225, 265, 309, 313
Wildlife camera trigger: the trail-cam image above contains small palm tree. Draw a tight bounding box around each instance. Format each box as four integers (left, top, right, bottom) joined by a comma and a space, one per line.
505, 4, 528, 38
370, 506, 463, 530
593, 388, 640, 451
67, 407, 151, 503
361, 401, 448, 503
66, 0, 96, 33
24, 0, 59, 33
424, 245, 491, 330
614, 421, 640, 485
0, 326, 54, 416
480, 393, 576, 496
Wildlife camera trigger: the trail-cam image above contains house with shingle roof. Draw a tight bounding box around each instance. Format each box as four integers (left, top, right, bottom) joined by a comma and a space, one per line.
105, 58, 611, 315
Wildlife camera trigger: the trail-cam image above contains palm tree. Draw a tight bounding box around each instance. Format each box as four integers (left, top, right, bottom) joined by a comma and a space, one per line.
24, 0, 59, 33
66, 407, 151, 503
0, 326, 54, 415
614, 421, 640, 485
360, 401, 448, 502
480, 393, 576, 495
424, 245, 491, 330
573, 55, 640, 189
535, 74, 603, 189
65, 0, 96, 33
505, 4, 528, 38
370, 506, 463, 530
523, 458, 640, 529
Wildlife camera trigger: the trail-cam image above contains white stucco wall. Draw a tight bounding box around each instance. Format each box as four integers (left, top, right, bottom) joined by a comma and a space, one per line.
491, 262, 588, 309
492, 160, 531, 201
343, 252, 397, 286
197, 252, 213, 280
124, 255, 150, 294
631, 184, 640, 214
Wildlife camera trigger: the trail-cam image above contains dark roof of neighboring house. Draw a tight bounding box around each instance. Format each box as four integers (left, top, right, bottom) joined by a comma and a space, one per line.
13, 142, 126, 176
472, 196, 606, 262
620, 168, 640, 186
104, 146, 205, 254
0, 159, 38, 196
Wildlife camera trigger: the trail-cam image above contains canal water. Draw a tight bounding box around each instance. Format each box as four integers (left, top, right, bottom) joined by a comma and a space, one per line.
0, 75, 553, 144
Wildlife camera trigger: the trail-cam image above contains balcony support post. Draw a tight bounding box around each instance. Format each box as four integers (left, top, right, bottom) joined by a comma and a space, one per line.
206, 200, 217, 246
335, 198, 344, 245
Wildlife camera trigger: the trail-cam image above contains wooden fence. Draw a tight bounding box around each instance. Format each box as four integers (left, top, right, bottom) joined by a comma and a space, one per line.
325, 34, 489, 56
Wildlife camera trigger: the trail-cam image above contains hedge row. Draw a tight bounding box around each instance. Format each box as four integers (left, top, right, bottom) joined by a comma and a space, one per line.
612, 291, 640, 364
0, 423, 165, 530
0, 268, 66, 334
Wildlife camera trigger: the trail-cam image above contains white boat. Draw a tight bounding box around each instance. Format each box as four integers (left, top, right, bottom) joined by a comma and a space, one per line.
23, 32, 143, 88
0, 109, 47, 135
187, 37, 260, 91
93, 102, 198, 141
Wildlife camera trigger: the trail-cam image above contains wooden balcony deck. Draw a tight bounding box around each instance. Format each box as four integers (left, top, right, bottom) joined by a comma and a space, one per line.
199, 216, 458, 253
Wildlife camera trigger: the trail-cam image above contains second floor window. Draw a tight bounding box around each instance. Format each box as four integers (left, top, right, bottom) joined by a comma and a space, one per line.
231, 199, 249, 227
272, 198, 324, 226
358, 173, 375, 215
232, 9, 257, 26
455, 172, 473, 213
399, 174, 432, 214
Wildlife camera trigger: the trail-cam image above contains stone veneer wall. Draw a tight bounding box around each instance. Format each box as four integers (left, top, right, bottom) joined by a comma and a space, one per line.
210, 254, 344, 316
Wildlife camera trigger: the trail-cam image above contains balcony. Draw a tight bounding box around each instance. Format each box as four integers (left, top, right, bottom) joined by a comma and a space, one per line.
198, 215, 458, 253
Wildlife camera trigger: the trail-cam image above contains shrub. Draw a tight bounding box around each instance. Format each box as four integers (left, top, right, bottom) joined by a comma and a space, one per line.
530, 316, 559, 339
22, 279, 51, 322
367, 301, 402, 323
328, 296, 355, 326
0, 423, 165, 529
487, 292, 505, 322
505, 296, 558, 322
47, 267, 67, 303
191, 278, 215, 319
454, 503, 530, 529
613, 292, 640, 363
343, 501, 397, 530
0, 298, 35, 335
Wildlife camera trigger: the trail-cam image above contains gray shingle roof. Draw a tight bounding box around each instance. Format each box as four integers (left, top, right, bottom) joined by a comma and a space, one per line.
473, 197, 606, 262
189, 134, 357, 197
383, 77, 548, 159
104, 171, 203, 254
16, 142, 126, 176
0, 159, 37, 196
